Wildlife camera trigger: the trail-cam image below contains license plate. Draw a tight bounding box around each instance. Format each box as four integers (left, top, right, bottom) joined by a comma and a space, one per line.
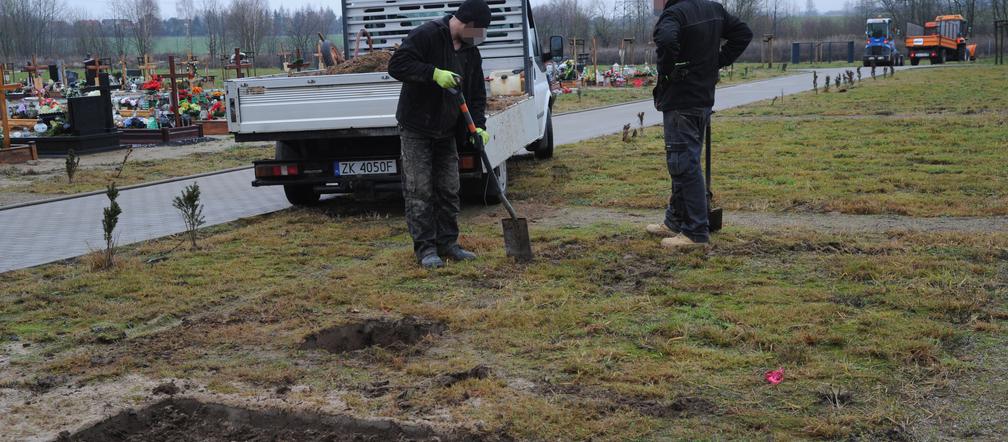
334, 159, 397, 176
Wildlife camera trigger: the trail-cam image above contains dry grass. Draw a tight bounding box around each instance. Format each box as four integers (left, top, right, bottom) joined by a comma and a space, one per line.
1, 206, 1005, 439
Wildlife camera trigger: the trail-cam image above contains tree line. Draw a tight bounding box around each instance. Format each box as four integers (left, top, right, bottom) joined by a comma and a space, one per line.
0, 0, 341, 68
532, 0, 1008, 63
3, 0, 1006, 68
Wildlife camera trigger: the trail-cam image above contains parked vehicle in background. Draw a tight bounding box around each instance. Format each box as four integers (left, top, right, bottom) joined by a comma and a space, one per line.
863, 18, 904, 66
905, 15, 977, 65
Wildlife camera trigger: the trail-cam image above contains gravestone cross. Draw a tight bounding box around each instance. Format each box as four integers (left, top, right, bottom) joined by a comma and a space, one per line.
2, 65, 22, 150
287, 48, 311, 72
119, 56, 129, 86
86, 56, 112, 86
225, 47, 251, 79
167, 56, 182, 128
139, 55, 158, 81
20, 55, 49, 96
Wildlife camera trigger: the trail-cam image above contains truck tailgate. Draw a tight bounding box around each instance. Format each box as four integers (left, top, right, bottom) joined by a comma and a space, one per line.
227, 72, 400, 135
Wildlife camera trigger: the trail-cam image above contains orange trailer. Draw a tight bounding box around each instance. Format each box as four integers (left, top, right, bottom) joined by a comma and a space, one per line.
906, 15, 977, 65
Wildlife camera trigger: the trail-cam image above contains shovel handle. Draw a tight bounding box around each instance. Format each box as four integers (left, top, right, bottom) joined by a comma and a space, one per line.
448, 88, 520, 221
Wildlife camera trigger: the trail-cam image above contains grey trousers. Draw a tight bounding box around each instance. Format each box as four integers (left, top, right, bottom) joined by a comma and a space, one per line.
400, 128, 461, 259
663, 108, 711, 243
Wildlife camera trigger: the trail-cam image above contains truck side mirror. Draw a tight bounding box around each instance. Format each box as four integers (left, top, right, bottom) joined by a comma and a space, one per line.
548, 35, 564, 61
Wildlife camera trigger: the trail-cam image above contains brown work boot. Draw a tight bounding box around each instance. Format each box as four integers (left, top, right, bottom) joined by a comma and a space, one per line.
661, 234, 709, 250
646, 223, 679, 237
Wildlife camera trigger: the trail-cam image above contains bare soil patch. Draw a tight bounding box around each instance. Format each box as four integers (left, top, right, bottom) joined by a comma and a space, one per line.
58, 398, 454, 441
300, 316, 446, 354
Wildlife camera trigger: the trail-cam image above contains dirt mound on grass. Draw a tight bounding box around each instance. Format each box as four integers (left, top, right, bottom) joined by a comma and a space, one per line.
300, 316, 446, 353
58, 398, 456, 441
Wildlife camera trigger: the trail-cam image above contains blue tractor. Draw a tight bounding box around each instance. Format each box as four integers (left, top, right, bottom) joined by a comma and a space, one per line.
864, 18, 904, 66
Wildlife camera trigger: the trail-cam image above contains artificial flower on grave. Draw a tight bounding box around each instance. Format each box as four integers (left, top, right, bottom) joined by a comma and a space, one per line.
191, 86, 203, 95
118, 97, 139, 109
209, 100, 226, 119
142, 76, 162, 91
38, 98, 63, 114
210, 90, 224, 99
177, 89, 191, 101
178, 100, 201, 118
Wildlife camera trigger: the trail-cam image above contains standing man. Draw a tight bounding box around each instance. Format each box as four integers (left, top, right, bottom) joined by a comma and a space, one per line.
648, 0, 752, 248
388, 0, 492, 268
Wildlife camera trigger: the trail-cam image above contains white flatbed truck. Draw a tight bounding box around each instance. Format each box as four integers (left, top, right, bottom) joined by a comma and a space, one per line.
224, 0, 562, 205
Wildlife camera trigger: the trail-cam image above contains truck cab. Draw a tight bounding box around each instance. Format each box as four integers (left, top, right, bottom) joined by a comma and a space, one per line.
864, 18, 903, 66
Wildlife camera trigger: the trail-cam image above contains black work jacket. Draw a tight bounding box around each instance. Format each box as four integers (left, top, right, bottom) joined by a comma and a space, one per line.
652, 0, 753, 111
388, 16, 487, 139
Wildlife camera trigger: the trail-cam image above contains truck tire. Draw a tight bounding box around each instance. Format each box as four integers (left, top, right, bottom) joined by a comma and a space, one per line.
483, 161, 508, 204
284, 184, 320, 206
463, 161, 508, 205
533, 112, 554, 159
910, 58, 919, 66
320, 39, 339, 68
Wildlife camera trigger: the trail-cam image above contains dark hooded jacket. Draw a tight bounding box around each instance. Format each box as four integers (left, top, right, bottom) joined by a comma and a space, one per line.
388, 16, 487, 139
652, 0, 753, 111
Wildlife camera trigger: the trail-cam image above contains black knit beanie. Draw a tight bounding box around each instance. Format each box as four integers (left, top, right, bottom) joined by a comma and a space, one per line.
454, 0, 491, 28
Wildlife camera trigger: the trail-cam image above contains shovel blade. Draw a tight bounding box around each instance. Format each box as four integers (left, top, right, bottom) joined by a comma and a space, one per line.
708, 207, 723, 232
501, 218, 533, 263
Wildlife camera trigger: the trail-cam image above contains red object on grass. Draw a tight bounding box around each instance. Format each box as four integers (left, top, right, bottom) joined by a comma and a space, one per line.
764, 368, 784, 385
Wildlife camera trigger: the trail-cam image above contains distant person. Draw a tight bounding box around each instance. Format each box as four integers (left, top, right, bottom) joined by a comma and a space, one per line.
387, 0, 491, 268
648, 0, 752, 249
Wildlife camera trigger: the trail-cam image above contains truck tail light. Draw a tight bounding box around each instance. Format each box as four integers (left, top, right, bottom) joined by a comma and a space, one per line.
459, 154, 477, 172
255, 164, 299, 178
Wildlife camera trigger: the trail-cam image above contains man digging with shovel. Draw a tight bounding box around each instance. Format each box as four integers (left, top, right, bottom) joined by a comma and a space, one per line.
388, 0, 492, 268
648, 0, 752, 249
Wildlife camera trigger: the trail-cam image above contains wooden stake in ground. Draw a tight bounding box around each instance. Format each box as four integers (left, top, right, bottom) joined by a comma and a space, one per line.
168, 56, 182, 128
2, 65, 22, 150
86, 56, 112, 86
20, 55, 49, 96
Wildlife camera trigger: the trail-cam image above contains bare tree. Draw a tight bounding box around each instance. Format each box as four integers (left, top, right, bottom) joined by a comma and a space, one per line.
0, 0, 64, 59
228, 0, 272, 66
70, 12, 110, 58
286, 6, 326, 58
110, 0, 161, 57
202, 0, 227, 68
176, 0, 196, 55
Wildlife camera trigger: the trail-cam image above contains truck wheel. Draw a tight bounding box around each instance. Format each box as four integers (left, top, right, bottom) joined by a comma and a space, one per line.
534, 112, 554, 159
284, 184, 320, 206
910, 58, 919, 66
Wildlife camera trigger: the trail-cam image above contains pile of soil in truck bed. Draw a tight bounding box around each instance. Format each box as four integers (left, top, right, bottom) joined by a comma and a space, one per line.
326, 51, 393, 74
487, 95, 528, 112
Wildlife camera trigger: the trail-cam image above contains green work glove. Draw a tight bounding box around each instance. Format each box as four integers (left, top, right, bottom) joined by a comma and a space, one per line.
432, 68, 459, 89
475, 128, 490, 145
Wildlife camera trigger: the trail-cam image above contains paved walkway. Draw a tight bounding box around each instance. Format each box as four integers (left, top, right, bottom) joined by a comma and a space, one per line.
0, 67, 897, 273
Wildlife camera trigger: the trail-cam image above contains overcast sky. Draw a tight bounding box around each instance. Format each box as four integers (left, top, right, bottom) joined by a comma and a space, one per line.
136, 0, 851, 19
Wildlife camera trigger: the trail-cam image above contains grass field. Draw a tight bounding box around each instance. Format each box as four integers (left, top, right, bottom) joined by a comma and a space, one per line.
552, 62, 812, 114
1, 205, 1005, 439
1, 63, 1005, 440
512, 65, 1008, 216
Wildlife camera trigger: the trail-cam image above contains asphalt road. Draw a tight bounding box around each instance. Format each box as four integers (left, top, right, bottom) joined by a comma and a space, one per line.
0, 67, 877, 273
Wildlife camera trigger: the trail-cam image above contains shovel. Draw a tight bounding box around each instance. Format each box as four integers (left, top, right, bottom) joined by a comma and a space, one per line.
448, 87, 533, 262
705, 117, 723, 232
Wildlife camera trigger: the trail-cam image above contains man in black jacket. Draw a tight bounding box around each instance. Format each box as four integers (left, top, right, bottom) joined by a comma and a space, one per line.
388, 0, 491, 268
648, 0, 752, 249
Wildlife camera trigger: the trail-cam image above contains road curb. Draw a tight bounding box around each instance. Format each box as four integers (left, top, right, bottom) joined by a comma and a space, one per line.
0, 165, 253, 212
